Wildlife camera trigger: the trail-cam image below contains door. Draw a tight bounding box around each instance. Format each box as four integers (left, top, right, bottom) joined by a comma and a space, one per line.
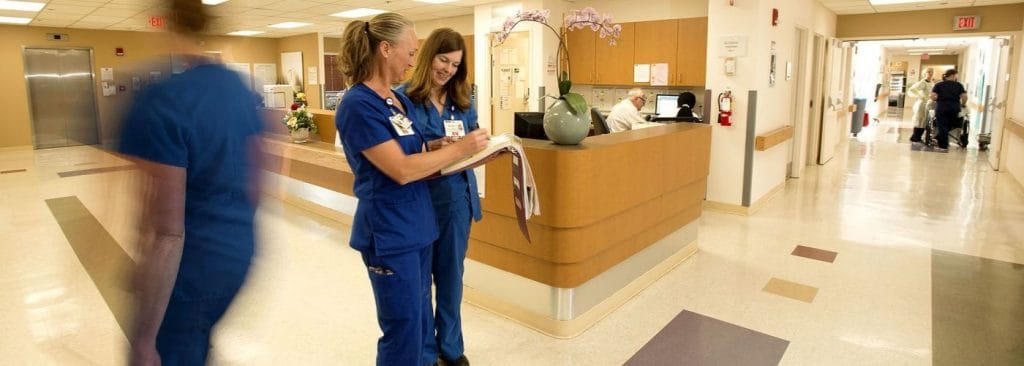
491, 31, 531, 135
24, 48, 100, 149
987, 37, 1012, 169
790, 27, 809, 178
806, 34, 826, 166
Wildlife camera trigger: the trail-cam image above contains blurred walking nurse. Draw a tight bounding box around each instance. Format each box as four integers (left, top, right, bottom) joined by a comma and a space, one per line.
334, 13, 488, 366
398, 28, 478, 366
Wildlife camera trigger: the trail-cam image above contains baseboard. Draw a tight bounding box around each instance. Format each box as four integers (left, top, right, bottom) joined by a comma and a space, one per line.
703, 181, 786, 216
462, 239, 699, 339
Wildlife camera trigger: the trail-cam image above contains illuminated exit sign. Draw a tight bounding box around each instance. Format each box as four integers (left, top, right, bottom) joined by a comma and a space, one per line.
954, 16, 980, 31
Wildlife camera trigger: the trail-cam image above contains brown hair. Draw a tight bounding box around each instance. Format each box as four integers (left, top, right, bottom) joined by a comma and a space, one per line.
404, 28, 470, 111
943, 68, 958, 80
167, 0, 210, 36
340, 13, 414, 86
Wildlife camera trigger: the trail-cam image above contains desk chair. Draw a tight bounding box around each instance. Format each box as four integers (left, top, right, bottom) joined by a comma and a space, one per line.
591, 107, 611, 135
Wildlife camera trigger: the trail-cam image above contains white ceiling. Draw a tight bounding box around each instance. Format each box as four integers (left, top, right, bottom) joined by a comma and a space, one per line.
820, 0, 1024, 15
859, 36, 994, 56
1, 0, 499, 38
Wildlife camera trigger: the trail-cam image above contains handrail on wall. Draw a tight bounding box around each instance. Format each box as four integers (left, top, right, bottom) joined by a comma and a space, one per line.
754, 125, 794, 151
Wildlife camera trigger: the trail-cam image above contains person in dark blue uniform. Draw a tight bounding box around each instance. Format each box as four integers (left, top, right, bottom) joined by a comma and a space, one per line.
397, 28, 479, 366
334, 14, 489, 366
930, 69, 967, 150
120, 1, 265, 365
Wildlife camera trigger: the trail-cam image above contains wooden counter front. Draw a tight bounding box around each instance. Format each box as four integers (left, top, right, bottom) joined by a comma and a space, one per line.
468, 123, 711, 288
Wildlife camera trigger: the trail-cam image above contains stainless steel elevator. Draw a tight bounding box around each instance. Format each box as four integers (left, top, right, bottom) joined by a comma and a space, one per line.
23, 48, 100, 149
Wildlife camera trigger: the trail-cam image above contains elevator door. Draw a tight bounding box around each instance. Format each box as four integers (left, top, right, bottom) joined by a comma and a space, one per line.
24, 48, 100, 148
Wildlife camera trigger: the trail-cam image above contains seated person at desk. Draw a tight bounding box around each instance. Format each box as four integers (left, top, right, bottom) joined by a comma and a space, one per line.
676, 92, 700, 121
606, 88, 648, 132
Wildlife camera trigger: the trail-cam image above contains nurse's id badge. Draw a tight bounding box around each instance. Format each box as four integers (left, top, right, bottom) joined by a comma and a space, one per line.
390, 113, 415, 136
444, 119, 465, 139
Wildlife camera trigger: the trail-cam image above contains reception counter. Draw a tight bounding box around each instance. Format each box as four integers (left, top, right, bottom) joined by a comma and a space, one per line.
258, 116, 711, 338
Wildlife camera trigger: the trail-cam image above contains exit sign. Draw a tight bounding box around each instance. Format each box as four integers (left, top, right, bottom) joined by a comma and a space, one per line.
954, 16, 980, 31
149, 16, 165, 28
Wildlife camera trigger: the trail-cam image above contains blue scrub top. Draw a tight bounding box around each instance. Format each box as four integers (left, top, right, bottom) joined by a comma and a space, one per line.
119, 61, 264, 299
335, 83, 439, 256
396, 85, 482, 222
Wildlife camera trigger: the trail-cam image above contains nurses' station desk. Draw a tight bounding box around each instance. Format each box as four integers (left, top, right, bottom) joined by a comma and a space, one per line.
259, 108, 711, 338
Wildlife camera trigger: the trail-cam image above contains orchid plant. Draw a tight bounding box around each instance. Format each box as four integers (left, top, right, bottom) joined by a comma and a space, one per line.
495, 7, 622, 116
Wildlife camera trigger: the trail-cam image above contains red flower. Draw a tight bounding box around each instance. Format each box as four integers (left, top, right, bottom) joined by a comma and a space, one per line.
290, 102, 300, 111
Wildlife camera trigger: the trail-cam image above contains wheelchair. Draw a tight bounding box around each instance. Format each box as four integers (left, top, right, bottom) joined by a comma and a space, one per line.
924, 108, 969, 149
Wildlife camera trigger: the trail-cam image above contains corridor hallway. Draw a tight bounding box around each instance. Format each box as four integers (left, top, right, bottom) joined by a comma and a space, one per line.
1, 126, 1022, 365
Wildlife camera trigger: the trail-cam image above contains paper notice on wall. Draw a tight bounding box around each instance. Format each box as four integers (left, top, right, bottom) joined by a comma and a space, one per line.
101, 81, 116, 96
633, 64, 651, 83
650, 63, 668, 86
101, 67, 114, 81
499, 96, 510, 110
307, 66, 318, 85
253, 63, 277, 89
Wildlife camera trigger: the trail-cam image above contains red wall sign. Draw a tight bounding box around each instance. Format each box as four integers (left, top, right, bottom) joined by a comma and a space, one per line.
954, 16, 980, 31
149, 16, 165, 28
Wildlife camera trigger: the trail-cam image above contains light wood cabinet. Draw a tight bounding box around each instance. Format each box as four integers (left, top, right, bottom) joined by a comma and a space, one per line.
566, 28, 597, 85
595, 23, 635, 85
634, 19, 678, 85
676, 17, 708, 87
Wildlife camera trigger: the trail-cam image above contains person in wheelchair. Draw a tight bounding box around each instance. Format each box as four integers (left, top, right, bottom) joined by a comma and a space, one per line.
929, 69, 967, 151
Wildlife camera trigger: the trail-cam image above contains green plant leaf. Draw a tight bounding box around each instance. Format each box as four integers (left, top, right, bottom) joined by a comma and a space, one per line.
563, 92, 588, 116
558, 79, 572, 96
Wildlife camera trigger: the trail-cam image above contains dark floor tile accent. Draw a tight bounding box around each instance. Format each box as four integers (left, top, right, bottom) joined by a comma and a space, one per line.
625, 310, 789, 366
1, 169, 27, 174
57, 165, 136, 178
791, 245, 838, 263
932, 250, 1024, 366
46, 196, 134, 336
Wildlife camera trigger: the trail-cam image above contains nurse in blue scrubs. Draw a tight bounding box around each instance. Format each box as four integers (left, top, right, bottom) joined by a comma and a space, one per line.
397, 28, 479, 366
334, 14, 488, 366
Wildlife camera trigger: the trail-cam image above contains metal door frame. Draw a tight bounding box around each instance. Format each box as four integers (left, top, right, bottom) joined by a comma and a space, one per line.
21, 46, 102, 149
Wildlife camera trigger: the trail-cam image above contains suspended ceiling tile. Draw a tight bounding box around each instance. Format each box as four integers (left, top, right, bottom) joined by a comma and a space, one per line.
41, 4, 97, 14
257, 0, 322, 12
92, 7, 146, 17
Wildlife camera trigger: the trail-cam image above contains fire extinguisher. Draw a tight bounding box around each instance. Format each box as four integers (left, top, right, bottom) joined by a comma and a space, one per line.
718, 91, 733, 126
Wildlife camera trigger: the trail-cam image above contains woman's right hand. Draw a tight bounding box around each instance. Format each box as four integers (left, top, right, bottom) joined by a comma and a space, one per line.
455, 129, 489, 157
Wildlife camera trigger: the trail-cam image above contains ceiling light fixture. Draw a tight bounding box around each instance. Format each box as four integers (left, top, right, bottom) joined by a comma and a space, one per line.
869, 0, 939, 5
0, 1, 45, 12
331, 8, 387, 18
228, 30, 264, 36
202, 0, 230, 5
269, 22, 311, 29
0, 15, 32, 24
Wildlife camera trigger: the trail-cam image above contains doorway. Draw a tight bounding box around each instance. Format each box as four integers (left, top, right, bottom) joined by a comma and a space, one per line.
806, 34, 826, 166
789, 27, 809, 178
23, 48, 100, 149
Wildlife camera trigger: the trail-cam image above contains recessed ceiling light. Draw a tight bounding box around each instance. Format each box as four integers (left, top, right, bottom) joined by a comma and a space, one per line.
413, 0, 458, 4
0, 15, 32, 24
0, 1, 46, 12
269, 22, 311, 29
228, 30, 264, 36
869, 0, 938, 5
202, 0, 230, 5
331, 8, 387, 18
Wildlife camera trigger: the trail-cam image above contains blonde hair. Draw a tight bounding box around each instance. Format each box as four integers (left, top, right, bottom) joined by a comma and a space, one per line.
405, 28, 470, 111
339, 13, 414, 85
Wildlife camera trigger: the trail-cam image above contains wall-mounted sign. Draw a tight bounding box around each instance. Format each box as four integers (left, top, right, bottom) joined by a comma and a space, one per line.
719, 35, 748, 57
149, 16, 165, 28
954, 15, 980, 31
115, 47, 124, 56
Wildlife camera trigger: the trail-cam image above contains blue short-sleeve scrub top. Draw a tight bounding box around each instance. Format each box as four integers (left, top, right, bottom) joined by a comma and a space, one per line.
335, 83, 440, 256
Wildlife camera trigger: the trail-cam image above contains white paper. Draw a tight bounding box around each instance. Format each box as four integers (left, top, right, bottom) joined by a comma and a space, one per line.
307, 66, 318, 85
101, 67, 114, 81
719, 35, 749, 57
650, 63, 668, 86
633, 64, 651, 83
101, 81, 116, 96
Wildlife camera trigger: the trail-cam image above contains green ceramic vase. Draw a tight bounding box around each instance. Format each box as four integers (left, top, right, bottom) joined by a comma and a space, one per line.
543, 98, 591, 145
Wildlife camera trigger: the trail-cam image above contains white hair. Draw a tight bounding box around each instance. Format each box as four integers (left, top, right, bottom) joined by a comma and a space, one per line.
627, 88, 644, 97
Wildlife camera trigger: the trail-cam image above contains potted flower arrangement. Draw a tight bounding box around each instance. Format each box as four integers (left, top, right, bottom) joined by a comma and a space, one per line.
495, 7, 621, 144
282, 103, 317, 143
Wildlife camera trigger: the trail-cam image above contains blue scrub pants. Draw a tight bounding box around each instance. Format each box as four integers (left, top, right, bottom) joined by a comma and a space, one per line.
423, 198, 472, 364
155, 277, 245, 365
362, 244, 433, 366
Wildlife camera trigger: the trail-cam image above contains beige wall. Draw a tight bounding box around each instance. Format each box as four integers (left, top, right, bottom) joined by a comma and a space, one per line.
0, 25, 278, 148
415, 15, 475, 36
921, 54, 958, 66
324, 37, 341, 54
573, 0, 708, 22
277, 33, 322, 110
837, 4, 1024, 39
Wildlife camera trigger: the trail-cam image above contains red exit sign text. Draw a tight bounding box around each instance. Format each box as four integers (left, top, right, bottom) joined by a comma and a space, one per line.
954, 16, 980, 31
149, 16, 165, 28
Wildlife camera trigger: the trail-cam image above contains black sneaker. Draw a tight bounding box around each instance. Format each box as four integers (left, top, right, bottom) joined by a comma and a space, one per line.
440, 355, 469, 366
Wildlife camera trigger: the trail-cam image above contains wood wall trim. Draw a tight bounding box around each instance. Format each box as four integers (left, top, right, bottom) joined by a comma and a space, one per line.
1006, 118, 1024, 139
754, 126, 794, 151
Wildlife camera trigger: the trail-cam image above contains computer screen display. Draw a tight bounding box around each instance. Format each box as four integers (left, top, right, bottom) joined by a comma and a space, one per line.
655, 94, 680, 117
514, 112, 547, 140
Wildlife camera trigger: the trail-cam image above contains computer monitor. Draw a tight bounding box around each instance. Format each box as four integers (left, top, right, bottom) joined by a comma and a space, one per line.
514, 112, 547, 140
654, 94, 680, 118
